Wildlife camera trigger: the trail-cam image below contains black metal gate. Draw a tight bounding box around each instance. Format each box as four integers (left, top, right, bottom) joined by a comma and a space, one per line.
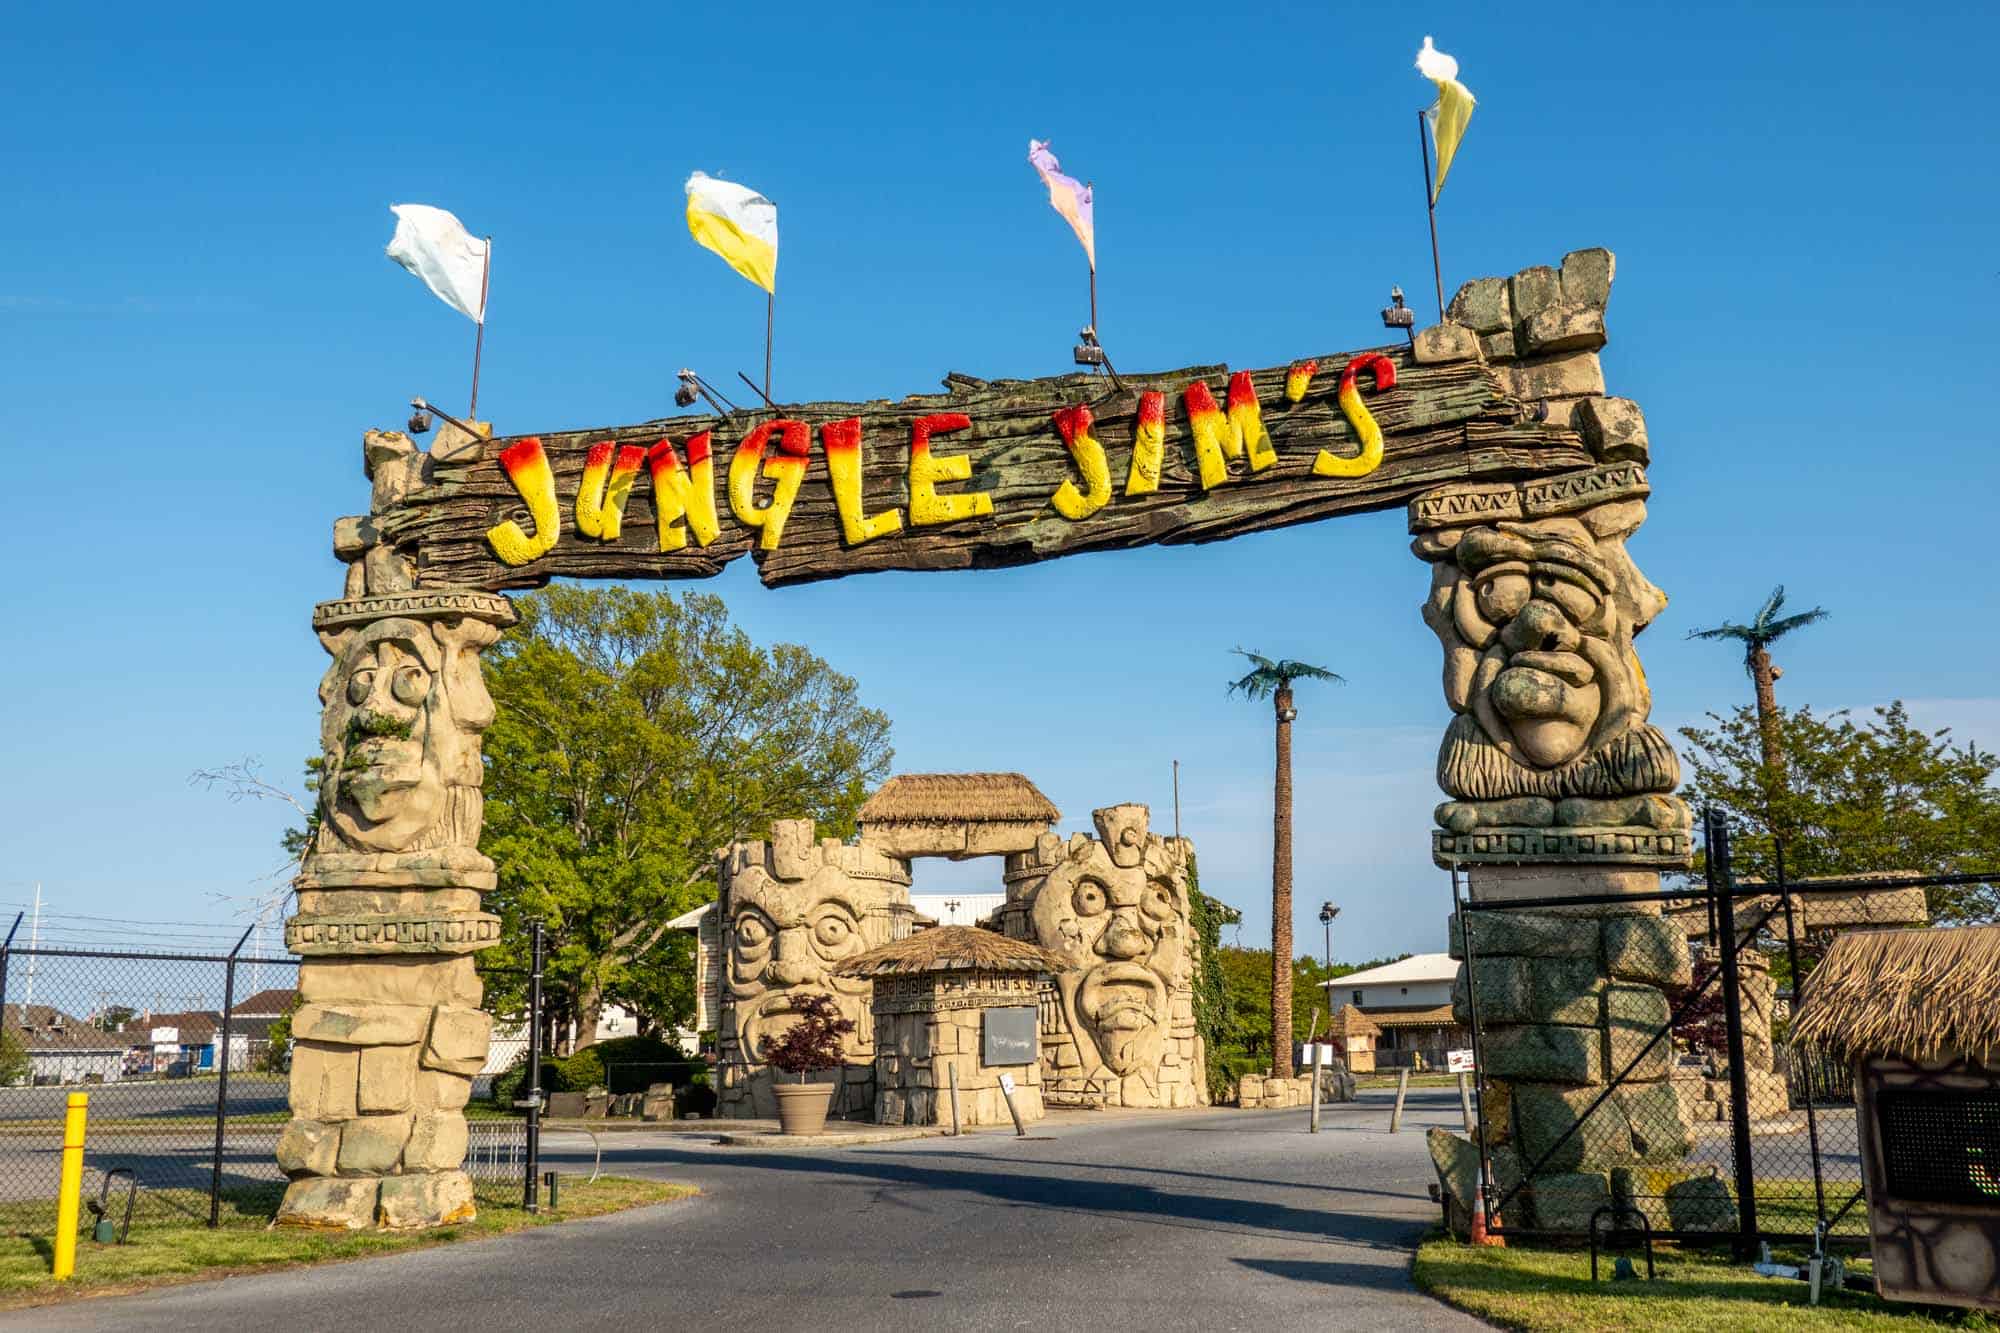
1453, 809, 1992, 1251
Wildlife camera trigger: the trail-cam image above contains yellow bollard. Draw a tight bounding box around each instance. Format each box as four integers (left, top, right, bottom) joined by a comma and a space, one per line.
52, 1091, 88, 1280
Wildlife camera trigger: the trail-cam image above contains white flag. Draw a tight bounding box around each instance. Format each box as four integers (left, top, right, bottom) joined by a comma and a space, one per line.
385, 204, 489, 323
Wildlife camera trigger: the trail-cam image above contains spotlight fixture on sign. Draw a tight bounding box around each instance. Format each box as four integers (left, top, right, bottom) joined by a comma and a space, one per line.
1381, 286, 1416, 341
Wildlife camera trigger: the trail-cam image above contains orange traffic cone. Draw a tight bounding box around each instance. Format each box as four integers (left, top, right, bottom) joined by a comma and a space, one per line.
1469, 1178, 1505, 1248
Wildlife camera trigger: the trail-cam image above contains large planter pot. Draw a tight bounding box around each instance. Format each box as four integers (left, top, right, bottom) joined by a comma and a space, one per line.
773, 1081, 835, 1135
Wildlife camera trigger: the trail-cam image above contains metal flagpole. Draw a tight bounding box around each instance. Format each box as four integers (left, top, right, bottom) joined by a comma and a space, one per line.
469, 239, 492, 419
1088, 264, 1098, 335
764, 289, 774, 404
1417, 111, 1445, 322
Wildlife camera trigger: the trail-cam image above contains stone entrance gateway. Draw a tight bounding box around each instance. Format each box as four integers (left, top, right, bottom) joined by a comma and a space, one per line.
288, 247, 1687, 1228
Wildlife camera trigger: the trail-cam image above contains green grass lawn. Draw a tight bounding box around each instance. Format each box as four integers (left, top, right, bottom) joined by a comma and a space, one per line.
1355, 1072, 1465, 1089
0, 1175, 693, 1310
1415, 1233, 1998, 1332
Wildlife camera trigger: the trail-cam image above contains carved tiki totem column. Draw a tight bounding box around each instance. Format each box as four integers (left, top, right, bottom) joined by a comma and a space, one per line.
277, 426, 512, 1230
1411, 253, 1701, 1229
994, 805, 1205, 1109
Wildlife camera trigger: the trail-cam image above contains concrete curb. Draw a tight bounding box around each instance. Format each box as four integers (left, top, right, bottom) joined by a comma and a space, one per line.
713, 1126, 952, 1149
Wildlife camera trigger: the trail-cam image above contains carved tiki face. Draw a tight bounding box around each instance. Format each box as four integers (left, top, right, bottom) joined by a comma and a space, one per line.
1030, 806, 1190, 1083
316, 616, 495, 852
724, 863, 891, 1063
1425, 504, 1663, 771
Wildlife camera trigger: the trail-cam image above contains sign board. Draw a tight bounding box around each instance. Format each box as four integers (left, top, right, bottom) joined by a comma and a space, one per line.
981, 1006, 1039, 1068
999, 1073, 1017, 1096
404, 346, 1589, 591
150, 1027, 179, 1045
1447, 1048, 1475, 1074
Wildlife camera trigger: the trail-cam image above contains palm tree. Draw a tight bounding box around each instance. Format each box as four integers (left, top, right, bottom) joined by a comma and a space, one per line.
1228, 650, 1343, 1079
1687, 586, 1829, 778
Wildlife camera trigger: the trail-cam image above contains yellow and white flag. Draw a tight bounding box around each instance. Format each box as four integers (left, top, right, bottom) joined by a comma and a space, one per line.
686, 172, 778, 294
386, 204, 489, 323
1416, 37, 1476, 204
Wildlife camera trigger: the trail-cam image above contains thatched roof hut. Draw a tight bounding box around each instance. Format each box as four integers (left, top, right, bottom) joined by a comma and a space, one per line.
858, 773, 1059, 826
1791, 925, 2000, 1065
834, 925, 1062, 978
1326, 1003, 1383, 1041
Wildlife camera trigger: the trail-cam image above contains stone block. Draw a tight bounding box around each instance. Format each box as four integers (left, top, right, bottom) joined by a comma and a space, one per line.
377, 1171, 476, 1230
1523, 958, 1606, 1025
1480, 331, 1517, 361
1412, 322, 1482, 365
290, 1042, 359, 1121
1450, 911, 1599, 961
1603, 983, 1672, 1082
1527, 1171, 1611, 1233
1453, 958, 1526, 1024
1560, 248, 1616, 311
1572, 396, 1649, 465
293, 1002, 431, 1047
1600, 915, 1691, 987
1512, 1083, 1633, 1172
1238, 1075, 1264, 1105
276, 1176, 380, 1230
1427, 1129, 1481, 1235
403, 1110, 469, 1171
357, 1044, 417, 1113
769, 818, 816, 880
422, 1005, 493, 1075
337, 1112, 414, 1174
1620, 1081, 1693, 1162
300, 956, 484, 1008
545, 1091, 586, 1118
416, 1069, 472, 1112
1503, 352, 1605, 402
1665, 1175, 1737, 1232
1519, 305, 1606, 356
275, 1118, 340, 1177
1482, 1024, 1601, 1084
641, 1083, 676, 1121
1509, 266, 1562, 324
1447, 276, 1512, 333
1608, 1166, 1666, 1230
332, 515, 376, 561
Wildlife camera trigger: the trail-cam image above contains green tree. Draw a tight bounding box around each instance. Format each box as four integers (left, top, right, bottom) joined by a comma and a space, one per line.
478, 586, 893, 1046
1226, 650, 1342, 1078
1680, 701, 2000, 924
0, 1029, 25, 1086
1686, 586, 1829, 784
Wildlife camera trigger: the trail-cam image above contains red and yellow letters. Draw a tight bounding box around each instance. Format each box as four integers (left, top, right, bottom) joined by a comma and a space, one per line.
646, 432, 721, 551
575, 441, 646, 541
729, 420, 811, 550
1184, 372, 1276, 489
487, 438, 561, 566
1127, 391, 1165, 496
1312, 353, 1396, 479
908, 413, 993, 526
1048, 404, 1112, 521
1285, 359, 1319, 403
823, 417, 903, 545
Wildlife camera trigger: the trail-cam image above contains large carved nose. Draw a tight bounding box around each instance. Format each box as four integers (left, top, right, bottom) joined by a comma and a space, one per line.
1501, 599, 1579, 655
767, 928, 820, 985
1097, 913, 1148, 960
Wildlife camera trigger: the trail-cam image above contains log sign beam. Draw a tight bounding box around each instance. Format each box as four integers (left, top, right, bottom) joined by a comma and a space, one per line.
481, 353, 1394, 566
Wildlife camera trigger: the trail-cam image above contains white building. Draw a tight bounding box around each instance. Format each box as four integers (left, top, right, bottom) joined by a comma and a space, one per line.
1322, 953, 1467, 1071
910, 892, 1006, 927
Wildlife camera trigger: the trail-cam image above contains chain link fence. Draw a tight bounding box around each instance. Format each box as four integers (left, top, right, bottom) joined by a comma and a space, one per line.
0, 933, 533, 1234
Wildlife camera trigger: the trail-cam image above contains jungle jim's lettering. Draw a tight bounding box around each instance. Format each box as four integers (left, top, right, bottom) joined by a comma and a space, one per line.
483, 354, 1397, 567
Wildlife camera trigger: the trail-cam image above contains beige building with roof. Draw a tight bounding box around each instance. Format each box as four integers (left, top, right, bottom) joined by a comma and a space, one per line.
1322, 953, 1468, 1071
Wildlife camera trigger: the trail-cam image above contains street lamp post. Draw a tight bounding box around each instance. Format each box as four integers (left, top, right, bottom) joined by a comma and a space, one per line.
1319, 902, 1340, 972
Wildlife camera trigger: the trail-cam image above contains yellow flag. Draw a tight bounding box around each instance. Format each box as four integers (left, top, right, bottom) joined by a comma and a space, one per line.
686, 171, 778, 294
1416, 37, 1476, 204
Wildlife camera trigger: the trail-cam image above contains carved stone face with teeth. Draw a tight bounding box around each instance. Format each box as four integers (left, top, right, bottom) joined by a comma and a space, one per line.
1419, 500, 1681, 812
1028, 805, 1190, 1086
724, 864, 890, 1063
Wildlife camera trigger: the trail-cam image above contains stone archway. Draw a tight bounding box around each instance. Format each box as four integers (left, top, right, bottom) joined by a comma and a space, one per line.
284, 247, 1687, 1228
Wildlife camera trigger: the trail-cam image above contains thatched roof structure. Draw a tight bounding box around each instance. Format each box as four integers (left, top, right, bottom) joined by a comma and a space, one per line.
1792, 925, 2000, 1064
858, 773, 1059, 826
1325, 1004, 1383, 1040
833, 925, 1062, 978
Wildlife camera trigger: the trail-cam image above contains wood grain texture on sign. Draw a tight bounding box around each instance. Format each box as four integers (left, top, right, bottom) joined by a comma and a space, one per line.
389, 345, 1593, 591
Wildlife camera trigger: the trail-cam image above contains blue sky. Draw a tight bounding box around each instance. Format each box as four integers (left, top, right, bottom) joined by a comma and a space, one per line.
2, 2, 1995, 964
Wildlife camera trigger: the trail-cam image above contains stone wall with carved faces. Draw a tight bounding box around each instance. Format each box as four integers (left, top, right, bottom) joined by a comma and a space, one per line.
992, 804, 1205, 1109
715, 818, 915, 1118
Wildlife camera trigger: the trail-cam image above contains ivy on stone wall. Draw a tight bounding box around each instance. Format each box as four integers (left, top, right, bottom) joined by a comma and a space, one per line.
1185, 853, 1234, 1104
